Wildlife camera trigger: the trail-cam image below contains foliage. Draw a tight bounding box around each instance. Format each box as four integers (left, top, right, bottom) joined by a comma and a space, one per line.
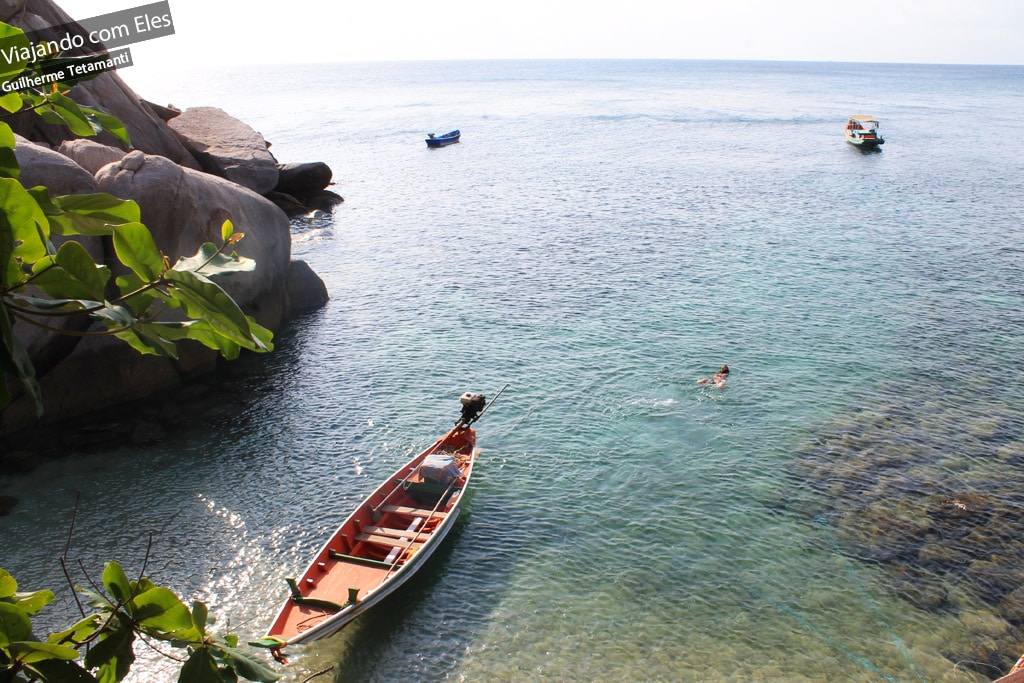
0, 20, 273, 417
0, 565, 279, 683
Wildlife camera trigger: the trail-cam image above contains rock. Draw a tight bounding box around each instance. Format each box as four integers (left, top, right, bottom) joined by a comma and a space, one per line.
286, 260, 330, 317
96, 151, 293, 329
964, 557, 1020, 604
1, 333, 186, 435
0, 450, 38, 473
5, 4, 199, 169
143, 100, 181, 123
57, 139, 128, 174
265, 190, 308, 217
167, 107, 279, 194
0, 0, 25, 22
0, 496, 17, 516
14, 134, 98, 195
303, 190, 344, 213
275, 162, 332, 198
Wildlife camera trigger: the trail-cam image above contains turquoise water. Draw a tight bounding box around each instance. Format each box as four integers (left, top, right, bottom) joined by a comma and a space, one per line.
3, 60, 1024, 681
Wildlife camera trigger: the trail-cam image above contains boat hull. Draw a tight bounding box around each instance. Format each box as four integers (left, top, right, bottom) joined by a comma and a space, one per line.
426, 130, 460, 147
260, 424, 478, 652
845, 132, 884, 148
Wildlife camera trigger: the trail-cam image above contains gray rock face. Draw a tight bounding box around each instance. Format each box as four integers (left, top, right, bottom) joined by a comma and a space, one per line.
96, 151, 292, 329
168, 107, 279, 195
57, 139, 128, 174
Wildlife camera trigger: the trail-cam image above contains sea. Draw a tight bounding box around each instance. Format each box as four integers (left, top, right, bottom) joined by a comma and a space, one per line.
3, 59, 1024, 682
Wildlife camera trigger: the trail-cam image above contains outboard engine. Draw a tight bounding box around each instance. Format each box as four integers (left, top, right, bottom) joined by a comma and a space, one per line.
458, 392, 487, 426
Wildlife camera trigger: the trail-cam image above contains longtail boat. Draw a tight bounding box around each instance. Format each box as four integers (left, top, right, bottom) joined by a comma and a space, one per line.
253, 390, 495, 660
845, 114, 885, 148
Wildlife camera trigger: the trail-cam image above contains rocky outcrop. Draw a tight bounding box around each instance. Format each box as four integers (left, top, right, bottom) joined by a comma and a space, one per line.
5, 1, 200, 168
1, 0, 332, 440
168, 107, 279, 194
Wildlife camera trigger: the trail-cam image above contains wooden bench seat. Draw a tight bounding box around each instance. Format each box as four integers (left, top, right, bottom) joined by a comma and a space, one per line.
362, 524, 433, 540
380, 504, 448, 519
355, 532, 425, 551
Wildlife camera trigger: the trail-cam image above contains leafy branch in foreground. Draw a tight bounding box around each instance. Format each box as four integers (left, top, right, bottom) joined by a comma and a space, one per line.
1, 564, 279, 683
0, 20, 273, 417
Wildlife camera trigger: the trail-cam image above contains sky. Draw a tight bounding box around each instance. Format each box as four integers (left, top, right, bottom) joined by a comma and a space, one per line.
54, 0, 1024, 69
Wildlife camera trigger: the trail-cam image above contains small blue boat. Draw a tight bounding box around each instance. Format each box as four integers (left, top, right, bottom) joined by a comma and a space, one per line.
426, 130, 460, 148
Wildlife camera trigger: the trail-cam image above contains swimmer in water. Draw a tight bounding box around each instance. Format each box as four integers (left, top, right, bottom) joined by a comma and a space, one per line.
697, 364, 729, 387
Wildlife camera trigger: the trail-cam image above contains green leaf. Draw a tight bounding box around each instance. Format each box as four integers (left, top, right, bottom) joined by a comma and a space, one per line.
90, 303, 137, 331
52, 194, 141, 237
0, 601, 31, 647
0, 91, 21, 114
162, 270, 261, 350
179, 646, 221, 683
172, 242, 256, 278
41, 93, 98, 137
112, 325, 178, 358
7, 640, 80, 663
0, 23, 30, 80
0, 568, 16, 598
0, 176, 50, 283
30, 240, 110, 301
210, 642, 280, 682
3, 292, 96, 313
10, 589, 54, 616
112, 222, 163, 282
220, 220, 234, 243
48, 614, 103, 647
83, 619, 134, 683
23, 658, 97, 682
0, 305, 42, 415
101, 562, 132, 605
192, 600, 208, 638
80, 106, 132, 148
0, 121, 18, 179
132, 587, 193, 636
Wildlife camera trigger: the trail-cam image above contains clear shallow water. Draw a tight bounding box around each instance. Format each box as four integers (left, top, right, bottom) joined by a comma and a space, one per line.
3, 60, 1024, 681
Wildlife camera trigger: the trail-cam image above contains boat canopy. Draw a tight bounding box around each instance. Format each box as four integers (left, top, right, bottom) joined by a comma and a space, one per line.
849, 114, 880, 126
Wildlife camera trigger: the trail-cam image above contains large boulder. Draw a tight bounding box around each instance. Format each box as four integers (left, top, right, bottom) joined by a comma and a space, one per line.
5, 1, 200, 169
168, 107, 279, 195
96, 151, 293, 329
